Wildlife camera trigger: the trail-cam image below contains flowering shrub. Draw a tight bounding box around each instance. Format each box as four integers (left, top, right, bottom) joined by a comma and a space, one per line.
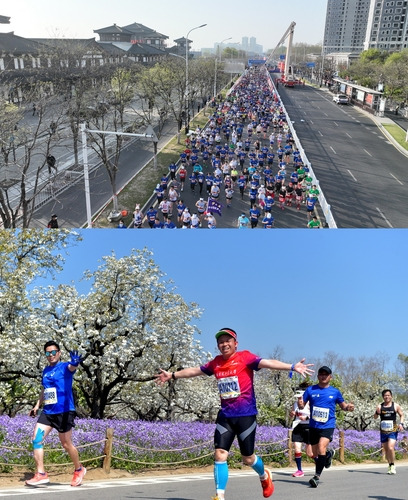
0, 416, 405, 472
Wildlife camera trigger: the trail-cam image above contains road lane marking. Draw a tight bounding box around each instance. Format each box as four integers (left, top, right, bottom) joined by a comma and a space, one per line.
390, 173, 403, 185
376, 207, 393, 228
330, 146, 337, 154
333, 121, 339, 127
346, 133, 352, 139
318, 130, 323, 136
363, 149, 372, 157
347, 169, 358, 182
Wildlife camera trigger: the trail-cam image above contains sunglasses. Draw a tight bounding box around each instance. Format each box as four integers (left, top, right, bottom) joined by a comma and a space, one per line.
45, 350, 59, 357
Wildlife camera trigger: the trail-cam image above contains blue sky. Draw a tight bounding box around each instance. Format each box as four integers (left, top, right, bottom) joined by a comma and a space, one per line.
5, 0, 327, 50
36, 229, 408, 370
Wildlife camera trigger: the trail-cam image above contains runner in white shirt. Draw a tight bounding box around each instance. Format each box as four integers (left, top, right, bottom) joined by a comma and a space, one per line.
290, 383, 313, 477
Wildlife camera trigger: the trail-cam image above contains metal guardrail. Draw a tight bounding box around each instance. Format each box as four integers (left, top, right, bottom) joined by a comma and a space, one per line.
266, 69, 337, 228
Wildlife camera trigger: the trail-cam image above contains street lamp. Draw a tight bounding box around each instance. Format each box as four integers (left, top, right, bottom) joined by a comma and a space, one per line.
185, 23, 207, 134
214, 37, 232, 98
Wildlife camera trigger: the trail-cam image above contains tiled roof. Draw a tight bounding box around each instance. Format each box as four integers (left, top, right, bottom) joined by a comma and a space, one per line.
94, 24, 133, 34
127, 42, 167, 56
95, 22, 168, 40
0, 32, 44, 55
97, 42, 127, 55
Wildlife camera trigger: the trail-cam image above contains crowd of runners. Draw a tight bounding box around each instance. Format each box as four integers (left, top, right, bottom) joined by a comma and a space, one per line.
25, 333, 405, 499
125, 66, 322, 229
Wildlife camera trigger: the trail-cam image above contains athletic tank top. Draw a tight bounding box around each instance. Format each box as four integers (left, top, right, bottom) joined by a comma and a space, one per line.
380, 402, 397, 433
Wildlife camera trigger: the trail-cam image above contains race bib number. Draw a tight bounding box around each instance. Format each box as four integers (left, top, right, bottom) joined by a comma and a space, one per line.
218, 376, 241, 400
43, 387, 57, 405
380, 420, 395, 432
312, 406, 329, 423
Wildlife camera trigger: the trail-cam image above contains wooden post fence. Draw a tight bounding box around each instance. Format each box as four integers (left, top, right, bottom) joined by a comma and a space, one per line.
103, 428, 114, 473
339, 430, 345, 463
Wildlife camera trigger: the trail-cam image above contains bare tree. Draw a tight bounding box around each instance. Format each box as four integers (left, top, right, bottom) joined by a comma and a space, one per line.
85, 67, 138, 213
0, 85, 65, 228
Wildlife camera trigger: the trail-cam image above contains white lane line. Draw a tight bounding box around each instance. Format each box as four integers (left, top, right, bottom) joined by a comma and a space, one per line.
318, 130, 323, 136
0, 472, 255, 497
333, 121, 339, 127
323, 112, 328, 117
347, 169, 358, 182
390, 173, 403, 185
376, 207, 393, 228
310, 120, 314, 125
363, 149, 372, 157
346, 133, 352, 139
330, 146, 337, 154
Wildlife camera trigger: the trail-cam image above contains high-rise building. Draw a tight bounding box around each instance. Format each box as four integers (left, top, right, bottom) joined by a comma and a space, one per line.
323, 0, 372, 54
364, 0, 408, 51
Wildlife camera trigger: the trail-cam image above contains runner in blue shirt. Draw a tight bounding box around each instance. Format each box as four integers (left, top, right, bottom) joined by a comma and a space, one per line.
153, 217, 164, 229
189, 173, 197, 193
237, 175, 246, 200
306, 195, 317, 220
250, 205, 261, 228
262, 213, 274, 228
146, 207, 157, 228
267, 152, 275, 167
249, 187, 258, 208
26, 342, 86, 487
163, 216, 176, 229
303, 366, 354, 488
154, 184, 164, 202
264, 195, 275, 213
169, 163, 177, 180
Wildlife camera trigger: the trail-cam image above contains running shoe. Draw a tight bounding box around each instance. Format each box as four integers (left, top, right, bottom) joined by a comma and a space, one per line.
260, 468, 274, 497
325, 449, 335, 469
292, 470, 304, 477
388, 464, 396, 475
25, 472, 49, 486
71, 465, 86, 486
309, 475, 320, 488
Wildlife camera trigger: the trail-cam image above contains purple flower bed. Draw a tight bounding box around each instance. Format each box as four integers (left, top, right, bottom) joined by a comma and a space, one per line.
0, 416, 404, 471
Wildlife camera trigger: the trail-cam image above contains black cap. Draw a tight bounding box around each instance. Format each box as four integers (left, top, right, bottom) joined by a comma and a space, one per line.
318, 366, 332, 375
51, 214, 57, 218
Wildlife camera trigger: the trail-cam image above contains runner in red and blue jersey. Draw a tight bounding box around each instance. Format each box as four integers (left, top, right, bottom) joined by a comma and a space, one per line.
157, 327, 313, 500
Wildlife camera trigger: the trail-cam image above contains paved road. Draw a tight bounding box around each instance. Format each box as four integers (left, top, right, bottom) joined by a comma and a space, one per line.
30, 120, 179, 228
278, 84, 408, 228
27, 78, 408, 229
0, 463, 406, 499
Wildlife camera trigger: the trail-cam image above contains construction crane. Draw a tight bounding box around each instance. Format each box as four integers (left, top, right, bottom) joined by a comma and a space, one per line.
265, 21, 296, 86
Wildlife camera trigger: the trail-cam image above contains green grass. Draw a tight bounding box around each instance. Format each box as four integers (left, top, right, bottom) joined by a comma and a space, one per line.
383, 124, 408, 151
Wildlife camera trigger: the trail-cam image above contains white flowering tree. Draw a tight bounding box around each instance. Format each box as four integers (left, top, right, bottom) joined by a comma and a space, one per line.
28, 248, 211, 419
0, 229, 81, 415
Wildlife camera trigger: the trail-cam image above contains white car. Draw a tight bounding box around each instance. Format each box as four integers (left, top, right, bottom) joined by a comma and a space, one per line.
333, 94, 349, 105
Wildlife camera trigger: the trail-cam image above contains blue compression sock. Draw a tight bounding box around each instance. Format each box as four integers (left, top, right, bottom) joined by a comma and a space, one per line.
214, 461, 229, 491
251, 455, 265, 477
